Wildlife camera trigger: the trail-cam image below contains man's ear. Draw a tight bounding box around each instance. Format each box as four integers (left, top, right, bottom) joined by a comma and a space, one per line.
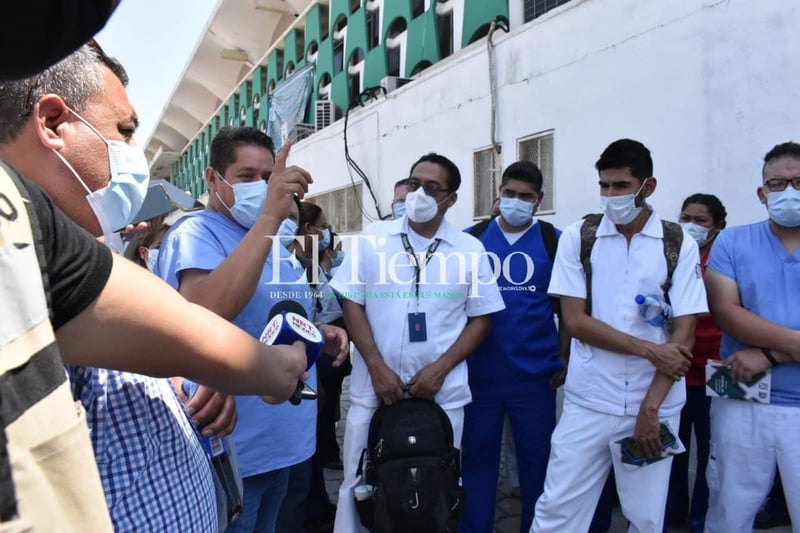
33, 94, 71, 150
447, 191, 458, 207
643, 176, 657, 198
757, 185, 768, 205
205, 166, 219, 191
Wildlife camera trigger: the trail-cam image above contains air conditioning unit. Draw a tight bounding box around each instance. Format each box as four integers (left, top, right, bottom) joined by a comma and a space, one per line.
380, 76, 412, 93
315, 100, 334, 131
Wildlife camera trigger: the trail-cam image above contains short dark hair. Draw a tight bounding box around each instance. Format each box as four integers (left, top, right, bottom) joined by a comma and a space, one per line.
595, 139, 653, 182
762, 142, 800, 178
501, 161, 543, 191
681, 193, 727, 229
0, 42, 128, 145
210, 126, 276, 175
299, 201, 322, 229
394, 178, 409, 190
409, 153, 461, 192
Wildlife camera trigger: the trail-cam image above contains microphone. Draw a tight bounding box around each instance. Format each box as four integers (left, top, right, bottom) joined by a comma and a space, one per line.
260, 301, 323, 404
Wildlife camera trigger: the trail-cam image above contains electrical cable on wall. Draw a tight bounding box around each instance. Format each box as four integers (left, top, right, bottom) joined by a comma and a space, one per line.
343, 85, 387, 222
487, 18, 509, 157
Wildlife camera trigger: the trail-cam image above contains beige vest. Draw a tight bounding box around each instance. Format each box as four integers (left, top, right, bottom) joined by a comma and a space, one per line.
0, 163, 112, 532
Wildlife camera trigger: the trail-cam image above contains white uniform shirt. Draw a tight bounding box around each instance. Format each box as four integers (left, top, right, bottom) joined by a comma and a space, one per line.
330, 217, 505, 409
548, 210, 707, 417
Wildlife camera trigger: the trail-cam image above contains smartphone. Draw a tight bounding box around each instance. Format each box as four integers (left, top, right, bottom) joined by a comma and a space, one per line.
116, 184, 174, 231
148, 178, 204, 211
620, 423, 676, 466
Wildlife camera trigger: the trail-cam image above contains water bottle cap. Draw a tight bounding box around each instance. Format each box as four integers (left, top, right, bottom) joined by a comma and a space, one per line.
635, 294, 645, 304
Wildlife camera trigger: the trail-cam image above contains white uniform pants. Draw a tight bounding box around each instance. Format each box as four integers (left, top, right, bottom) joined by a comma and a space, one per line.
532, 398, 679, 533
333, 402, 464, 533
704, 398, 800, 532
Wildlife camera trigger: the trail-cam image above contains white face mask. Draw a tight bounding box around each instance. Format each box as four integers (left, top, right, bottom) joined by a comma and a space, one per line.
680, 222, 712, 246
214, 171, 267, 228
766, 188, 800, 228
405, 189, 448, 223
600, 179, 648, 225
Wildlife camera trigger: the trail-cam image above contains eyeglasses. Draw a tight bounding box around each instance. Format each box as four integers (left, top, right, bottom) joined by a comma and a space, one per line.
21, 39, 111, 117
406, 178, 450, 196
764, 177, 800, 192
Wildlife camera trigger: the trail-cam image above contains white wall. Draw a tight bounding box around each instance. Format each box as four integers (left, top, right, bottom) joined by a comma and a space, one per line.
287, 0, 800, 232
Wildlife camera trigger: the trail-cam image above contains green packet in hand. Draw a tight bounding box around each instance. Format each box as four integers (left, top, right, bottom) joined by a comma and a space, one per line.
705, 360, 771, 403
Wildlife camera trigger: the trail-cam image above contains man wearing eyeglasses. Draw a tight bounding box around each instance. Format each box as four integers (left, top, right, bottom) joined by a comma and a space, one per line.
329, 153, 505, 532
704, 141, 800, 531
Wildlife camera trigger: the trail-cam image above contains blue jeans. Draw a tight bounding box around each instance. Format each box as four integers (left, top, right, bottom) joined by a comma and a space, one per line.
460, 377, 555, 533
275, 459, 312, 533
666, 386, 711, 533
225, 468, 290, 533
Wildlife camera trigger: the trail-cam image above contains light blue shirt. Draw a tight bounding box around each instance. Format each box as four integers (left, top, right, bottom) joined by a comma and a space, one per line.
708, 220, 800, 406
158, 211, 317, 477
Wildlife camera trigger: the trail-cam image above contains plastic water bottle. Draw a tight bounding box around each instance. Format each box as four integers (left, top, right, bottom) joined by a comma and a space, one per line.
635, 294, 672, 327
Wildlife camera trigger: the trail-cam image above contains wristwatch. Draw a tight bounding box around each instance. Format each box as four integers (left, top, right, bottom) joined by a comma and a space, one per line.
760, 347, 778, 366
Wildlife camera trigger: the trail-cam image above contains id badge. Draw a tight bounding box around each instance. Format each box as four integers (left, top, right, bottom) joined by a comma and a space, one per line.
408, 312, 427, 342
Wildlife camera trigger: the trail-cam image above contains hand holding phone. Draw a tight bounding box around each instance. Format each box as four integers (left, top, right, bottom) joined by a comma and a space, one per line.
619, 423, 677, 466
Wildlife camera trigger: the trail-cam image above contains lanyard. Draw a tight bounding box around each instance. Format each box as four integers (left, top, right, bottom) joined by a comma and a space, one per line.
400, 232, 441, 303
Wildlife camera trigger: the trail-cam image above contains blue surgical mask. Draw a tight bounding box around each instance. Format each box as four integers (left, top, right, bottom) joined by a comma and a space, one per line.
53, 108, 150, 252
277, 218, 298, 246
331, 250, 345, 268
214, 171, 267, 228
499, 197, 536, 227
146, 248, 160, 273
600, 179, 648, 225
766, 188, 800, 227
392, 201, 406, 219
680, 222, 711, 246
317, 227, 331, 251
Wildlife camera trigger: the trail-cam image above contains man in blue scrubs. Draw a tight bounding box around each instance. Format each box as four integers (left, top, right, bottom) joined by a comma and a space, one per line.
704, 141, 800, 531
460, 161, 565, 533
158, 126, 347, 533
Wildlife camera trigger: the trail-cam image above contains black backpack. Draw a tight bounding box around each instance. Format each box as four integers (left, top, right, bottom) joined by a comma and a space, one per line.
355, 398, 463, 533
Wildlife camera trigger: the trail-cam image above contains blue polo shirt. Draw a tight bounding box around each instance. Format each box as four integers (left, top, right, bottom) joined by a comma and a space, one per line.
158, 211, 317, 476
708, 220, 800, 406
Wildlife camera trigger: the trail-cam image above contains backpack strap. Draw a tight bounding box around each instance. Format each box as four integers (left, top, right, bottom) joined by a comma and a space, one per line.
538, 220, 558, 262
580, 215, 684, 315
659, 220, 683, 306
470, 217, 558, 264
579, 214, 603, 315
467, 217, 493, 239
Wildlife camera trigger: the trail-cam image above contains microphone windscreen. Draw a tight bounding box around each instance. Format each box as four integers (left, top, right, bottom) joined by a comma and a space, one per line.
268, 300, 308, 321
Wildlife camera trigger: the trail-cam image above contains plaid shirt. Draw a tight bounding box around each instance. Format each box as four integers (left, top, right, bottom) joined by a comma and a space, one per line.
66, 366, 216, 532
